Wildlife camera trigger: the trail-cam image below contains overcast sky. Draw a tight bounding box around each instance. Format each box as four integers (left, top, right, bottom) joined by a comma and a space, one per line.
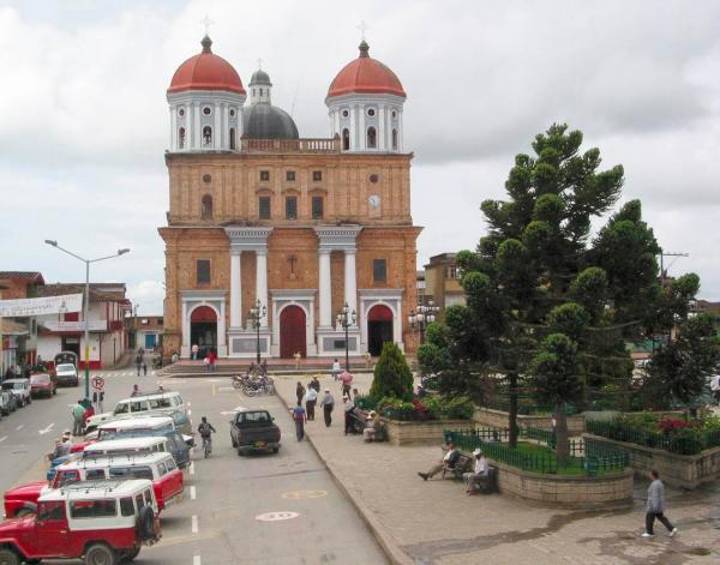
1, 0, 719, 314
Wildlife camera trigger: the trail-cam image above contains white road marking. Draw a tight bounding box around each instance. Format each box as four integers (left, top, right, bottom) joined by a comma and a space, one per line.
38, 423, 55, 435
189, 462, 195, 475
15, 425, 23, 431
190, 486, 197, 500
193, 555, 201, 565
217, 386, 234, 392
191, 514, 199, 534
255, 511, 300, 522
0, 436, 7, 444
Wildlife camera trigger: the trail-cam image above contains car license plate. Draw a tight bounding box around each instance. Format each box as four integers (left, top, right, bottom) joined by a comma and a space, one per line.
255, 441, 266, 448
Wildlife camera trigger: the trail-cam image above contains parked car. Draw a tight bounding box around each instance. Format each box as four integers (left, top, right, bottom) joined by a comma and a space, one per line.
229, 408, 281, 455
1, 379, 31, 407
0, 390, 18, 416
0, 479, 161, 565
54, 362, 79, 387
29, 373, 57, 398
86, 391, 190, 434
4, 451, 184, 519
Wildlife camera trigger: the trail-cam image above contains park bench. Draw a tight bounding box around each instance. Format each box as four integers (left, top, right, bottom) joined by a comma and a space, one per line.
442, 454, 473, 480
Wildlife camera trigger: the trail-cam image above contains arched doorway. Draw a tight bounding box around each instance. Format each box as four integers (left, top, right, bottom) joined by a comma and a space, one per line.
190, 305, 217, 359
367, 304, 393, 356
280, 305, 306, 358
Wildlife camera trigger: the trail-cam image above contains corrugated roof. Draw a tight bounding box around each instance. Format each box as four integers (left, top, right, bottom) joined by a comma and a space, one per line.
0, 271, 45, 284
35, 283, 127, 302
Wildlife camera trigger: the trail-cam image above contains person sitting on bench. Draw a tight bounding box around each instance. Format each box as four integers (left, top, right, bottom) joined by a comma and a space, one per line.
463, 448, 489, 494
363, 410, 384, 442
418, 441, 460, 481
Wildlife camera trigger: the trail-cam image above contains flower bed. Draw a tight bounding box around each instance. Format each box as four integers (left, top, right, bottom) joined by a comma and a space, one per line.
474, 406, 586, 435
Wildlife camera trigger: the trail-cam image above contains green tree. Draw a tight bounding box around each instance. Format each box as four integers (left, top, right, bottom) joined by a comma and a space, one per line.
370, 342, 414, 401
646, 313, 720, 408
530, 333, 582, 461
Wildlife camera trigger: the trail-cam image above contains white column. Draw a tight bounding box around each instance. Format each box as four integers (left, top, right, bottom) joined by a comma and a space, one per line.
214, 102, 221, 149
193, 103, 201, 149
349, 105, 357, 151
333, 109, 340, 137
256, 249, 268, 327
378, 106, 386, 151
398, 110, 404, 152
318, 249, 332, 327
170, 107, 176, 151
359, 104, 366, 150
218, 301, 226, 353
181, 301, 190, 350
230, 252, 242, 328
344, 250, 358, 323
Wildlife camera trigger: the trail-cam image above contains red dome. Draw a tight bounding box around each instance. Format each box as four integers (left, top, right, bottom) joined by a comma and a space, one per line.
168, 36, 245, 95
327, 41, 406, 99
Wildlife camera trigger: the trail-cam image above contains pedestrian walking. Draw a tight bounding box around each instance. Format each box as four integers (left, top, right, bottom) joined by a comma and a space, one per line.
92, 391, 98, 410
331, 358, 341, 381
642, 470, 677, 538
305, 386, 318, 421
98, 391, 104, 413
309, 376, 321, 393
71, 401, 86, 436
142, 361, 147, 376
320, 389, 335, 427
292, 401, 306, 441
296, 381, 306, 405
340, 370, 353, 399
135, 354, 142, 376
343, 395, 356, 435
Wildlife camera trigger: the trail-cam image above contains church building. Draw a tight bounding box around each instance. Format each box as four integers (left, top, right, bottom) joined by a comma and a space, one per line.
159, 35, 421, 359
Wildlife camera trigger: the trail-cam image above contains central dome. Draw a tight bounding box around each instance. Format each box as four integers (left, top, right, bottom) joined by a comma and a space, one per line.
243, 105, 299, 139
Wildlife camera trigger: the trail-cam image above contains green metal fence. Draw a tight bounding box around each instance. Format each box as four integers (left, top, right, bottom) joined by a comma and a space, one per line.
444, 428, 629, 476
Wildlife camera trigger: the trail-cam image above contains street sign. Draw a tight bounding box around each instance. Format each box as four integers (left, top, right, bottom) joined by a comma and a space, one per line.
91, 376, 105, 391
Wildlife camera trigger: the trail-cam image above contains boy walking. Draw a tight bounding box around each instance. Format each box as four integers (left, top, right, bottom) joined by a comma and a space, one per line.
642, 469, 677, 538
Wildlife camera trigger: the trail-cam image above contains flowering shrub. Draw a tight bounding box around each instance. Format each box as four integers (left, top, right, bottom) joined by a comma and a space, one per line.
378, 395, 474, 421
658, 418, 690, 434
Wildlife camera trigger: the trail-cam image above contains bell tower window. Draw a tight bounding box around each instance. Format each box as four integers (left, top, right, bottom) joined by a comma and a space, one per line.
342, 128, 350, 151
201, 194, 213, 220
178, 127, 186, 149
229, 128, 236, 150
392, 129, 398, 151
203, 126, 212, 146
367, 127, 377, 149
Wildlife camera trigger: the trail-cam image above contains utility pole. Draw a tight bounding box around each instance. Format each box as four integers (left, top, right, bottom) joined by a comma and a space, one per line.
659, 249, 689, 280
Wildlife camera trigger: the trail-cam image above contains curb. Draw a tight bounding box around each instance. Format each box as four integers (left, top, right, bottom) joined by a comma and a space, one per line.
275, 385, 413, 565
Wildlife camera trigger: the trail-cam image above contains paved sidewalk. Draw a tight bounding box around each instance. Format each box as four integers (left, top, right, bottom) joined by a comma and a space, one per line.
274, 373, 720, 564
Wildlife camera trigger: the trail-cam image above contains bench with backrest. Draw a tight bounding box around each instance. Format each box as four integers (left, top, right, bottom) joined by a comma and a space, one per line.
441, 454, 474, 480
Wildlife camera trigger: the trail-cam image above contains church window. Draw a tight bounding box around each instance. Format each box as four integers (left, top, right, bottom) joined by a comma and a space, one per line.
312, 170, 322, 182
203, 106, 212, 116
342, 129, 350, 151
286, 170, 296, 182
203, 126, 212, 146
342, 109, 349, 118
229, 108, 235, 117
285, 196, 298, 220
392, 129, 398, 150
201, 194, 213, 220
373, 259, 387, 283
391, 110, 397, 119
260, 88, 264, 96
178, 108, 185, 117
258, 196, 271, 219
260, 170, 270, 181
312, 196, 324, 220
196, 260, 211, 285
367, 108, 376, 117
229, 128, 236, 150
367, 127, 377, 149
178, 128, 186, 149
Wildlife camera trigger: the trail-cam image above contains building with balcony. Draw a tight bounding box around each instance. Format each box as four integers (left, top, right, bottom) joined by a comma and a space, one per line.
423, 253, 466, 318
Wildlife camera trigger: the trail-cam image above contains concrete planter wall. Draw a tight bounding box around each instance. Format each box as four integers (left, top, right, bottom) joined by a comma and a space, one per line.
491, 459, 633, 509
473, 407, 586, 435
584, 434, 720, 490
383, 418, 471, 446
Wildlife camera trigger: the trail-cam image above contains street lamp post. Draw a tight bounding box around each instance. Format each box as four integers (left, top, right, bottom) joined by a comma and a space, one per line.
336, 303, 357, 371
44, 240, 130, 400
248, 299, 266, 364
408, 300, 439, 344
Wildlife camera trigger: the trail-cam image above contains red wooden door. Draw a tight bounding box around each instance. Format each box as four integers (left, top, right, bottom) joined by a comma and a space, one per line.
280, 305, 306, 358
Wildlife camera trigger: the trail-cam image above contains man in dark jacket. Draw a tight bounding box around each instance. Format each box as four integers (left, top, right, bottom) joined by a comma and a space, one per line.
418, 442, 461, 480
642, 469, 677, 537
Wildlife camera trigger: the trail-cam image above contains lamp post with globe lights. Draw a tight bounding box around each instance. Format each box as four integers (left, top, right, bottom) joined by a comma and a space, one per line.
336, 303, 357, 371
248, 299, 266, 365
44, 240, 130, 400
408, 300, 439, 345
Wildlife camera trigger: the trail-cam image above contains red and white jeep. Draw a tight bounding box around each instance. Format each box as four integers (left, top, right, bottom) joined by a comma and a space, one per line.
4, 452, 184, 519
0, 479, 161, 565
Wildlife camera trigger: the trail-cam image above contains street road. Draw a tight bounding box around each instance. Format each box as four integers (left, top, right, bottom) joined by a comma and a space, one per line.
0, 368, 387, 565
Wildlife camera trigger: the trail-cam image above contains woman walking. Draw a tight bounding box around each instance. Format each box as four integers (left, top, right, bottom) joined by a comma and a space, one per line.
292, 401, 306, 441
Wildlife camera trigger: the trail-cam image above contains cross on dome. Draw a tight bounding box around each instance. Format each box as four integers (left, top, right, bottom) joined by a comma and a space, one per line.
201, 14, 215, 35
257, 57, 263, 70
356, 20, 369, 41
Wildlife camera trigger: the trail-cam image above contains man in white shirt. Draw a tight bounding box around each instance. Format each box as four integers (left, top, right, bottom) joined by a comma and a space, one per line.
331, 359, 342, 381
710, 374, 720, 404
463, 448, 489, 494
418, 442, 461, 480
305, 385, 318, 421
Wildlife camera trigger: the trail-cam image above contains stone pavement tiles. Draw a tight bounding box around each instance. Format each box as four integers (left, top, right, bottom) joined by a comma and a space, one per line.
274, 373, 720, 564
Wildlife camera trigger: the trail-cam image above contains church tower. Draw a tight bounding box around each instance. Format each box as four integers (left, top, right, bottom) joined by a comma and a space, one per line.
325, 40, 406, 153
167, 35, 246, 152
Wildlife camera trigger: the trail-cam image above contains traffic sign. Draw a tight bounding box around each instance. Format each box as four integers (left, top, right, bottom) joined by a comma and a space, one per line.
91, 376, 105, 391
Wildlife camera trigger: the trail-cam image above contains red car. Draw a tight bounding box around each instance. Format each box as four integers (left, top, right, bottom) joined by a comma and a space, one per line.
4, 451, 184, 518
29, 373, 56, 398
